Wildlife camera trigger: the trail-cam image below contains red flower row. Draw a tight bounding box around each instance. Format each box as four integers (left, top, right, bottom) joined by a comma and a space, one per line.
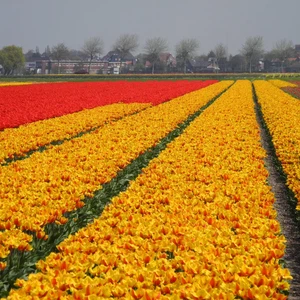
0, 80, 217, 129
282, 84, 300, 99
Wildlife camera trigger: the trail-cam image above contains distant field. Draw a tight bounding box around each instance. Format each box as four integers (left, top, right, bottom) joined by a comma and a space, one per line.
1, 72, 300, 82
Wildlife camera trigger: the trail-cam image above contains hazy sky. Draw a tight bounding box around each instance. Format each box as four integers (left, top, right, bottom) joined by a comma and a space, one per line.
1, 0, 299, 56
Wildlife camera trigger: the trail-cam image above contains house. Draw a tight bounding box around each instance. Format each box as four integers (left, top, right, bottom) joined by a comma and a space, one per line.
286, 57, 300, 72
25, 55, 109, 74
143, 52, 176, 73
102, 49, 135, 62
50, 60, 108, 74
187, 59, 220, 73
159, 53, 176, 68
101, 50, 136, 73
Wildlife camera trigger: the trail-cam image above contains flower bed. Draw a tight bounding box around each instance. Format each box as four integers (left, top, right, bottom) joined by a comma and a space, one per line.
282, 83, 300, 99
0, 80, 217, 130
7, 80, 291, 299
0, 103, 151, 164
254, 80, 300, 210
0, 81, 232, 263
268, 80, 297, 88
0, 82, 34, 87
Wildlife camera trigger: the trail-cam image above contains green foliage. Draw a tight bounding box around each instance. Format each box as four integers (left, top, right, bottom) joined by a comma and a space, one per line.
0, 45, 25, 75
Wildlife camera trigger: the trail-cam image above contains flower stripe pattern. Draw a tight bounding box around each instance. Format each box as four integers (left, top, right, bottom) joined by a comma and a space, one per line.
268, 80, 297, 88
0, 80, 217, 129
254, 80, 300, 210
0, 82, 34, 87
282, 83, 300, 99
0, 103, 151, 164
8, 80, 291, 299
0, 229, 33, 271
0, 81, 232, 259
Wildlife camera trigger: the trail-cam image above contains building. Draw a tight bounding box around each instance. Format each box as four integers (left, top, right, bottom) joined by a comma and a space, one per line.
24, 48, 137, 75
102, 50, 136, 73
187, 58, 220, 73
144, 52, 177, 73
50, 60, 108, 74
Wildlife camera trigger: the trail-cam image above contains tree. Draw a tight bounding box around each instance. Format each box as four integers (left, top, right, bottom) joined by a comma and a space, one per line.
44, 45, 51, 57
272, 39, 294, 73
82, 37, 104, 73
113, 34, 139, 57
113, 34, 139, 72
51, 43, 69, 74
214, 43, 227, 61
134, 53, 147, 73
241, 36, 264, 73
69, 49, 87, 61
24, 49, 41, 62
175, 39, 199, 73
214, 43, 227, 72
228, 54, 246, 73
0, 45, 25, 75
144, 37, 168, 74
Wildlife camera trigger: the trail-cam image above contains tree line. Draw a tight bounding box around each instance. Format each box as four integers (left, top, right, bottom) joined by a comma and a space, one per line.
0, 34, 297, 75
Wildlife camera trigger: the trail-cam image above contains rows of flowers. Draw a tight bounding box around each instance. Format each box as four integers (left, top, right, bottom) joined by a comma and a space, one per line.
254, 80, 300, 210
0, 102, 151, 164
282, 82, 300, 99
0, 80, 217, 130
0, 81, 232, 263
0, 80, 219, 164
268, 80, 297, 88
0, 82, 34, 87
7, 80, 291, 299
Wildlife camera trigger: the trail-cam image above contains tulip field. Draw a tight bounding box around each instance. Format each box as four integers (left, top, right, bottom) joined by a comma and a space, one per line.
0, 79, 300, 299
282, 82, 300, 99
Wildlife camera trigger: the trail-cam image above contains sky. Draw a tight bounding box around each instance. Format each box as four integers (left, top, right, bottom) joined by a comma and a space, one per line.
0, 0, 299, 56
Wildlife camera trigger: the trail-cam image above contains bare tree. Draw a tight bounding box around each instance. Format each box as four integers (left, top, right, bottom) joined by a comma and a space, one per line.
113, 34, 139, 58
214, 43, 227, 60
241, 36, 264, 73
228, 54, 246, 72
214, 43, 227, 72
82, 37, 104, 73
272, 39, 294, 73
112, 34, 139, 73
51, 43, 69, 74
144, 37, 168, 74
175, 39, 199, 73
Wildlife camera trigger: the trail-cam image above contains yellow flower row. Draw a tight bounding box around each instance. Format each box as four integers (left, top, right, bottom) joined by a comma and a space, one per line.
0, 103, 151, 164
9, 80, 290, 299
0, 82, 34, 87
0, 81, 233, 257
254, 80, 300, 210
268, 79, 297, 88
0, 229, 33, 271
